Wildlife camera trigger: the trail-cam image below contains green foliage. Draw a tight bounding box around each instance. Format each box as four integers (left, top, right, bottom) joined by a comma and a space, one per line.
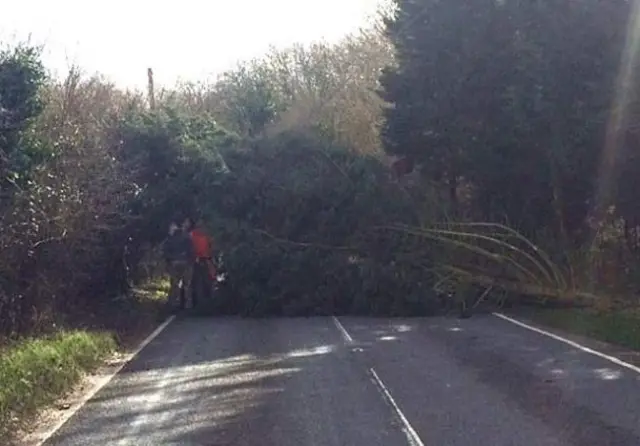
106, 103, 446, 317
0, 44, 48, 177
213, 63, 284, 137
381, 0, 630, 237
199, 131, 441, 316
88, 106, 239, 293
4, 5, 640, 348
117, 107, 235, 229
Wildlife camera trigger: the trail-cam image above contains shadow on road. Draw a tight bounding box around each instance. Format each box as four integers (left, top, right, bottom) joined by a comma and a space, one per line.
46, 317, 342, 446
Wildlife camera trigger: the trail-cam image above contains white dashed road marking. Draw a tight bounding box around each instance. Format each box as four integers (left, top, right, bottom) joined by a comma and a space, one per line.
332, 316, 425, 446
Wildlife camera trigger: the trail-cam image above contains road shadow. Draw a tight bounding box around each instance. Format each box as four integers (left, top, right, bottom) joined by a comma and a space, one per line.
44, 317, 342, 446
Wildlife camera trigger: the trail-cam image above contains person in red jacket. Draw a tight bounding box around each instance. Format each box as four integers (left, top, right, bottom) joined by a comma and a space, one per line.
183, 216, 215, 307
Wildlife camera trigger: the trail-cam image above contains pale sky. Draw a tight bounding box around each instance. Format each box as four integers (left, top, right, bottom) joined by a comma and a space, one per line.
1, 0, 383, 90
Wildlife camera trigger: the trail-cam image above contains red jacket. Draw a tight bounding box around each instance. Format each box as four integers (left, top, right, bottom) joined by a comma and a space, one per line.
190, 228, 212, 259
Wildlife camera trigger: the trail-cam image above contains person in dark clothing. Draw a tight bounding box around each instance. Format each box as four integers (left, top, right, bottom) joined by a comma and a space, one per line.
163, 221, 194, 311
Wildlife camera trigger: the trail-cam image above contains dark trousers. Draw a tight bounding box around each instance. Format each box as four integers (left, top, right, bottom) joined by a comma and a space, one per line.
167, 260, 191, 310
191, 260, 212, 306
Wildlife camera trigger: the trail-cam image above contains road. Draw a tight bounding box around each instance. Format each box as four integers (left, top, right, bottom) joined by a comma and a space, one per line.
41, 315, 640, 446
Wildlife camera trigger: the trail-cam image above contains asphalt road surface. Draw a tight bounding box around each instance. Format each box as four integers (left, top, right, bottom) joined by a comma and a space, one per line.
42, 315, 640, 446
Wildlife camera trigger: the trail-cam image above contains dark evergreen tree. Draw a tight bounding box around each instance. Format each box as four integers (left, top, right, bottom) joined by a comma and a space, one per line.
381, 0, 631, 239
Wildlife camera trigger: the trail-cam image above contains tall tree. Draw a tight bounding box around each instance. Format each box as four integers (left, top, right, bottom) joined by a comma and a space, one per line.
0, 45, 46, 181
381, 0, 631, 239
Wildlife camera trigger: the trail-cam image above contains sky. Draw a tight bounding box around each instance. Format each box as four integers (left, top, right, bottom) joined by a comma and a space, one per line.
1, 0, 384, 90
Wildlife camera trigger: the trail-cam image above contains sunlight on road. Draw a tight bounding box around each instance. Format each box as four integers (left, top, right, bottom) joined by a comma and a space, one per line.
593, 368, 623, 381
285, 345, 334, 358
394, 324, 413, 333
379, 335, 398, 341
50, 343, 337, 446
110, 354, 303, 445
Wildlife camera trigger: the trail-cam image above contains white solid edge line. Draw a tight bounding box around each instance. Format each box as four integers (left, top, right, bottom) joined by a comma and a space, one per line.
332, 315, 354, 344
493, 312, 640, 375
34, 315, 177, 445
369, 368, 425, 446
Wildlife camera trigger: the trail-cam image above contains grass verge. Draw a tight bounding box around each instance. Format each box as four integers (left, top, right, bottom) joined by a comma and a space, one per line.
0, 331, 117, 440
0, 277, 171, 444
528, 308, 640, 351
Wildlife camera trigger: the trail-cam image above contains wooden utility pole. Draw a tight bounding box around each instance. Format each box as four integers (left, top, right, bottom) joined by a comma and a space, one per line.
147, 68, 155, 110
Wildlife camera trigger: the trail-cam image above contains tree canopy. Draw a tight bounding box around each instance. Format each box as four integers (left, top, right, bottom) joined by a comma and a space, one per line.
381, 0, 631, 239
3, 2, 640, 336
